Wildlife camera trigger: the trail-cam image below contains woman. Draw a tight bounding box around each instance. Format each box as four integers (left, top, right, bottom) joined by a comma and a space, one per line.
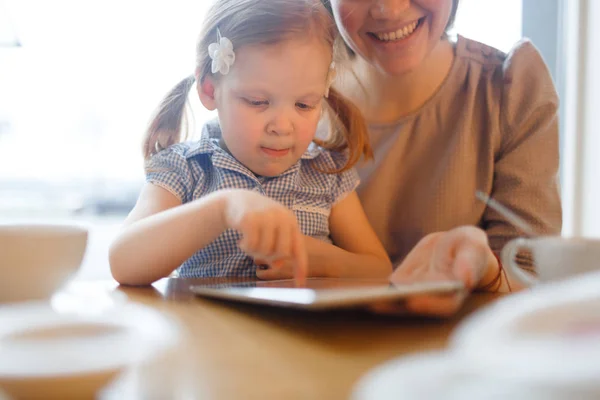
322, 0, 562, 315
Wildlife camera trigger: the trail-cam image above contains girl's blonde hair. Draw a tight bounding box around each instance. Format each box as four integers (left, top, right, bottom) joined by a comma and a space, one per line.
143, 0, 372, 173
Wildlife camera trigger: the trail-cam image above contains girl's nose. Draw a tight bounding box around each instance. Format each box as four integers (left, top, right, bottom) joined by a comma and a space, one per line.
369, 0, 410, 20
266, 112, 294, 136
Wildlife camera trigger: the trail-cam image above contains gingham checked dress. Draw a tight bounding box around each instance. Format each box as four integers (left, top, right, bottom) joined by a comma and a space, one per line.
145, 120, 359, 278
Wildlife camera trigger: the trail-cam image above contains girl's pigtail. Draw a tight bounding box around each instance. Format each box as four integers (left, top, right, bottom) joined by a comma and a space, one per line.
319, 86, 373, 173
142, 75, 196, 160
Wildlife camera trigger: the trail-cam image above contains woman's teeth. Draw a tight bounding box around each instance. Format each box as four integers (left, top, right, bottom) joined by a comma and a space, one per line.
374, 20, 419, 42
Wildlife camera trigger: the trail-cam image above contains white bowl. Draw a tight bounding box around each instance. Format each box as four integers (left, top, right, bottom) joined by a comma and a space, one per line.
0, 301, 181, 399
0, 224, 88, 303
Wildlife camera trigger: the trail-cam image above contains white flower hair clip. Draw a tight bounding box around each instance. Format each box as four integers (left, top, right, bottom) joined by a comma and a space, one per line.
324, 62, 336, 98
208, 29, 235, 75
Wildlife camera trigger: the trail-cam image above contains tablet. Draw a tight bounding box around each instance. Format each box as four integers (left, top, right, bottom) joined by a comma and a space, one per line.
190, 278, 465, 310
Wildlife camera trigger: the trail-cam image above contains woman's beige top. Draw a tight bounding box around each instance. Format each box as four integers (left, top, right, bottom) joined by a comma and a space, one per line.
355, 35, 562, 266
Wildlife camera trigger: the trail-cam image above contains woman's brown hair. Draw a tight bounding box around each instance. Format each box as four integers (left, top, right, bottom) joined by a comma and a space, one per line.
143, 0, 372, 173
446, 0, 461, 32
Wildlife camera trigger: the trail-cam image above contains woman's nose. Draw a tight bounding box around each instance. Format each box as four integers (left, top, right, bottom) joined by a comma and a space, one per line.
369, 0, 410, 20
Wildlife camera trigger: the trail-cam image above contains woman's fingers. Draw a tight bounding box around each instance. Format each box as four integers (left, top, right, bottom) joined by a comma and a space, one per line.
451, 241, 487, 289
368, 292, 466, 317
382, 227, 491, 317
404, 292, 468, 317
390, 232, 443, 281
368, 301, 410, 315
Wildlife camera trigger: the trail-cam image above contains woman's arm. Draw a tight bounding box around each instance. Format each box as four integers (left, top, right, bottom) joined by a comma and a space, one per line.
485, 41, 562, 269
110, 184, 308, 286
256, 191, 392, 280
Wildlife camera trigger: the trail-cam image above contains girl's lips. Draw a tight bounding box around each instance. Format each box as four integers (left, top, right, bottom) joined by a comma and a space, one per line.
261, 147, 290, 157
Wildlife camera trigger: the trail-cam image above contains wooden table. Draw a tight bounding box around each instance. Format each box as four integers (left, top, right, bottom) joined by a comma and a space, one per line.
92, 278, 503, 400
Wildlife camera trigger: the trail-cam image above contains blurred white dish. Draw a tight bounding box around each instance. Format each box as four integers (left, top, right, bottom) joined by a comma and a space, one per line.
452, 269, 600, 351
449, 270, 600, 396
0, 301, 180, 400
353, 272, 600, 400
351, 350, 597, 400
0, 224, 88, 303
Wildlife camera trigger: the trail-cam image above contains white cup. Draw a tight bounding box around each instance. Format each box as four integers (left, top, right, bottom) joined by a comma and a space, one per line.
501, 236, 600, 286
0, 224, 88, 303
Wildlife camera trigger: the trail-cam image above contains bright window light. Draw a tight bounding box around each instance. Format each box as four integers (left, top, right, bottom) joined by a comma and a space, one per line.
0, 0, 523, 219
453, 0, 523, 53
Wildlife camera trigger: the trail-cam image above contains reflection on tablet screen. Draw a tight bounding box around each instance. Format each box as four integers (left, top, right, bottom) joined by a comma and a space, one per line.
190, 278, 464, 310
196, 278, 392, 290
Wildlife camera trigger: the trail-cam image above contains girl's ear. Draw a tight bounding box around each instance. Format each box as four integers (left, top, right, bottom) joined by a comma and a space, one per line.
198, 77, 217, 111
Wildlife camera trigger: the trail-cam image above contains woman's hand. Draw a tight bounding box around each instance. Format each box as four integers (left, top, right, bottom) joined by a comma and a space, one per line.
223, 190, 307, 285
373, 226, 498, 317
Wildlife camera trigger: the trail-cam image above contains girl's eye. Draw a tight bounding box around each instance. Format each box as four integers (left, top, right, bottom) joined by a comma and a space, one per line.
296, 102, 316, 111
244, 98, 269, 107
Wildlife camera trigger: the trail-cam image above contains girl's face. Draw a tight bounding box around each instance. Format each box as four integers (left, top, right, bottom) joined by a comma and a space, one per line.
200, 36, 331, 177
329, 0, 454, 75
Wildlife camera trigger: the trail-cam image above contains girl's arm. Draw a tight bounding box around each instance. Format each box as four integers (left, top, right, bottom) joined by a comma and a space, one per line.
256, 191, 392, 280
109, 184, 229, 285
110, 184, 307, 286
308, 191, 392, 278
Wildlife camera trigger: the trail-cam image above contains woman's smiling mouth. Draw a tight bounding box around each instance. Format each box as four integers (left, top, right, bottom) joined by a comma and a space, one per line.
368, 17, 425, 43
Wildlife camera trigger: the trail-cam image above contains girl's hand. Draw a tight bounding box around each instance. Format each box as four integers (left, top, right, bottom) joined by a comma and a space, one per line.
254, 258, 295, 280
372, 226, 498, 317
253, 236, 324, 281
223, 190, 307, 285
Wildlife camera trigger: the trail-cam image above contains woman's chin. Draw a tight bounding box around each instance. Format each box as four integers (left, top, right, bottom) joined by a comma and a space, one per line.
375, 58, 423, 77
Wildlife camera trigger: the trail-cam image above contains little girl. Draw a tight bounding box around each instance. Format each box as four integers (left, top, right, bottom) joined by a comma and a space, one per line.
109, 0, 392, 286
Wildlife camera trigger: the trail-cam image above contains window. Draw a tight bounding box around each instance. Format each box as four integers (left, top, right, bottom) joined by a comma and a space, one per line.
0, 1, 217, 279
453, 0, 523, 53
0, 0, 19, 47
0, 0, 527, 219
0, 1, 215, 221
